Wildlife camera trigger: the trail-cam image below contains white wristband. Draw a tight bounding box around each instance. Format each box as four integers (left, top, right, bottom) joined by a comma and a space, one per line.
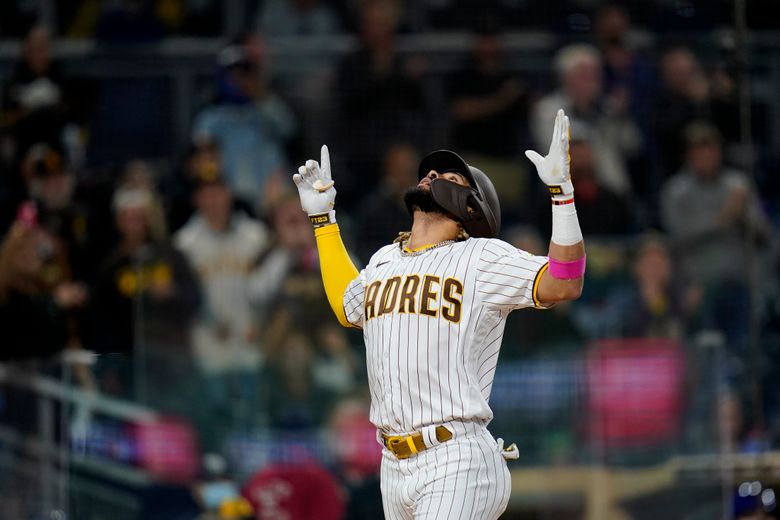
551, 200, 583, 246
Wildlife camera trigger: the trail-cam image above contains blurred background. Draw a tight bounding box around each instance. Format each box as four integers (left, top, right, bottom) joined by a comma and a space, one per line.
0, 0, 779, 519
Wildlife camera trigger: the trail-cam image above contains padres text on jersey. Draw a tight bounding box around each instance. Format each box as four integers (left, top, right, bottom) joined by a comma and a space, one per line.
343, 238, 548, 434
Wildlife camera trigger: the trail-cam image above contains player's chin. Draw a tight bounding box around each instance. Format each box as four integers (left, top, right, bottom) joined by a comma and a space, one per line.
403, 186, 441, 215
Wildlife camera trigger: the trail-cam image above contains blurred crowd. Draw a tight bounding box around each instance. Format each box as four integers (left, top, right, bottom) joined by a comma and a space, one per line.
1, 1, 779, 518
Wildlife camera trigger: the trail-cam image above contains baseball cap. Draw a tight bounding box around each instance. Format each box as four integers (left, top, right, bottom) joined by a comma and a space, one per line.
191, 157, 226, 189
418, 150, 475, 187
25, 143, 65, 177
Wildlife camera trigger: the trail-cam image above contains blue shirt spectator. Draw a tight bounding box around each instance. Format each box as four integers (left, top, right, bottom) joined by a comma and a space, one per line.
192, 35, 297, 214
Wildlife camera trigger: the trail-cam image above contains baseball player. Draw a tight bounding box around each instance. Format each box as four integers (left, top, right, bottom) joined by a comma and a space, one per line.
293, 109, 585, 519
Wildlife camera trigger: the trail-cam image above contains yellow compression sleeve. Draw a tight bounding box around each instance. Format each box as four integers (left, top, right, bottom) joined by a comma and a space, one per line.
314, 223, 361, 328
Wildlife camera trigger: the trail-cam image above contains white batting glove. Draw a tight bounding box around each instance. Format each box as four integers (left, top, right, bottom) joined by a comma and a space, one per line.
525, 109, 573, 200
292, 144, 337, 227
497, 438, 520, 460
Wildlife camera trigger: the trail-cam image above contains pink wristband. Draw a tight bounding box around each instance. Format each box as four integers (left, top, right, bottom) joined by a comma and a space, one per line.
548, 256, 586, 279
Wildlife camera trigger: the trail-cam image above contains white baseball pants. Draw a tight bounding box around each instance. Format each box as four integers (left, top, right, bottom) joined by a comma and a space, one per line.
380, 422, 511, 519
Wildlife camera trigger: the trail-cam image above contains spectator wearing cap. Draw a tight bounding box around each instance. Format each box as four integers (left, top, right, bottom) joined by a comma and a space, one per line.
173, 163, 271, 447
661, 121, 772, 347
19, 143, 100, 282
191, 34, 297, 216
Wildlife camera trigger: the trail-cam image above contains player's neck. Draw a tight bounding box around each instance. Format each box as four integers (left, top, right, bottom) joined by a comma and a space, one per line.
406, 211, 459, 251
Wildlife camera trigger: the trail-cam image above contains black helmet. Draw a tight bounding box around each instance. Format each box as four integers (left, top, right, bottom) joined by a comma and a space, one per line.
416, 150, 501, 238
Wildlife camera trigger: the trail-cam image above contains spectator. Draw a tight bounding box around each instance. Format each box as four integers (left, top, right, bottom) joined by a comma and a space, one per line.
334, 0, 427, 206
353, 141, 418, 263
652, 45, 740, 181
660, 122, 772, 346
173, 164, 271, 446
90, 181, 200, 395
262, 331, 332, 429
576, 233, 702, 339
447, 16, 532, 216
592, 3, 656, 127
534, 131, 636, 236
311, 323, 362, 398
191, 453, 253, 520
15, 146, 95, 383
248, 192, 332, 329
325, 397, 383, 520
531, 43, 642, 197
254, 0, 343, 157
654, 45, 708, 173
192, 34, 298, 215
0, 210, 86, 361
592, 3, 657, 196
1, 25, 67, 164
20, 143, 99, 281
118, 159, 172, 242
165, 140, 231, 233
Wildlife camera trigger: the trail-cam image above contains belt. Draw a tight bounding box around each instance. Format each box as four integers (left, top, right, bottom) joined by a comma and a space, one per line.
382, 425, 453, 460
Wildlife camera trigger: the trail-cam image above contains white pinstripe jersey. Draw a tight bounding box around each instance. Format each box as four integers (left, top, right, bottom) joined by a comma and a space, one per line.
343, 237, 549, 434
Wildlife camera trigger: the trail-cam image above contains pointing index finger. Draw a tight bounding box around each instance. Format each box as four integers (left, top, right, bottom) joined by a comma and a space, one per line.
321, 144, 331, 180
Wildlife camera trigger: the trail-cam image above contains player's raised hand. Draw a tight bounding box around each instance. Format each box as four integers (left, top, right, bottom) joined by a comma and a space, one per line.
292, 145, 337, 222
524, 109, 573, 199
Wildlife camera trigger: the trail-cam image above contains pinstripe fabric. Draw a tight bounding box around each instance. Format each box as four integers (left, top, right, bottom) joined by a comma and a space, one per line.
343, 238, 548, 433
380, 427, 511, 519
342, 237, 545, 517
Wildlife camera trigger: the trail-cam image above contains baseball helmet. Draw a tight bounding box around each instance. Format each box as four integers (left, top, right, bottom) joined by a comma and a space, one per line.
417, 150, 501, 238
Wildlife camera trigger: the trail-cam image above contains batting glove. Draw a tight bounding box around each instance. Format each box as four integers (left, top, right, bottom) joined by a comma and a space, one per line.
292, 144, 337, 227
497, 437, 520, 461
524, 109, 573, 200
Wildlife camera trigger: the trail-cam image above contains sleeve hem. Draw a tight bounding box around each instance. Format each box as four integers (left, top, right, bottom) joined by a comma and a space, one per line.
532, 262, 550, 309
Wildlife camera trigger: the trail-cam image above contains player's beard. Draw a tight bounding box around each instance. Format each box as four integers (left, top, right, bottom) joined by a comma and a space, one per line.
403, 186, 445, 216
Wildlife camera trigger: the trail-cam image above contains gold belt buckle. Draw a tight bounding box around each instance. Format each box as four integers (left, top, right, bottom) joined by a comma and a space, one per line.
383, 433, 418, 460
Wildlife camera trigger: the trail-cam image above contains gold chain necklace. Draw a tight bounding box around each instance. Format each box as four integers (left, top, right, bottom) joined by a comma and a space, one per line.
400, 239, 456, 257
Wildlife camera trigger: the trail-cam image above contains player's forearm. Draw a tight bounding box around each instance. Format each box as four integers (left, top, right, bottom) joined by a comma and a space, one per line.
315, 223, 360, 328
538, 193, 585, 303
537, 240, 585, 302
548, 240, 585, 261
